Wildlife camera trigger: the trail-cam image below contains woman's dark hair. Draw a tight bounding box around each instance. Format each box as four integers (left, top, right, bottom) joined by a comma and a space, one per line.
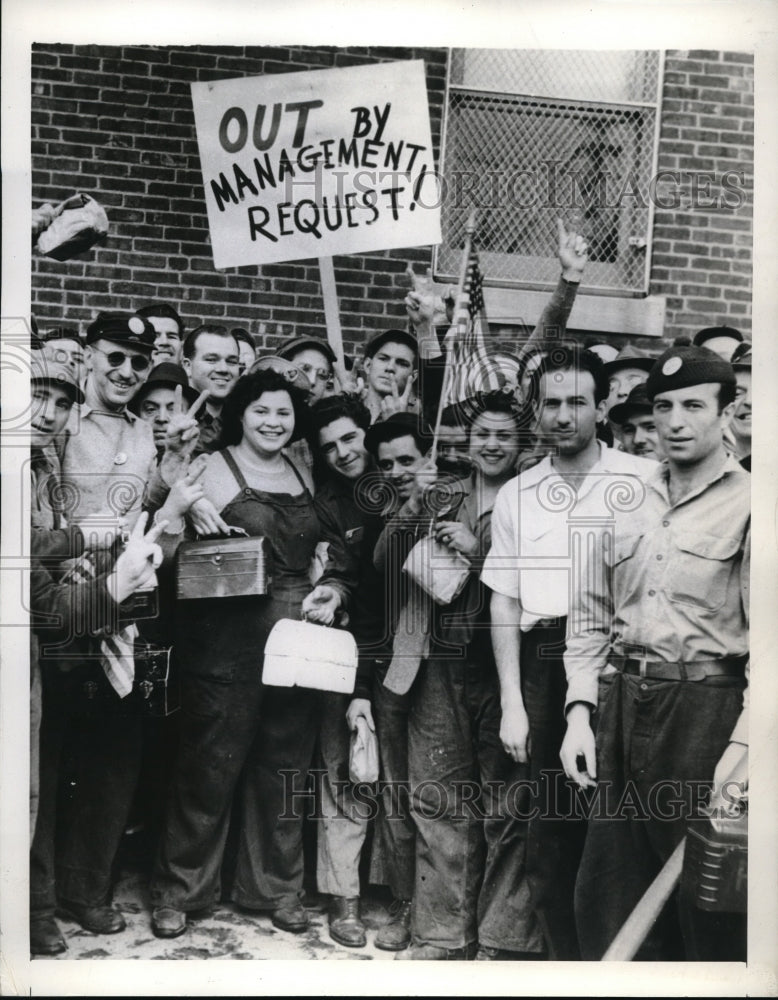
462, 390, 522, 441
219, 369, 309, 447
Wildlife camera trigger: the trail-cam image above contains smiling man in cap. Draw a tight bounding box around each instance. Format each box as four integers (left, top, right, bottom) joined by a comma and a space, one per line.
33, 311, 191, 941
362, 330, 418, 423
279, 334, 337, 404
560, 344, 749, 961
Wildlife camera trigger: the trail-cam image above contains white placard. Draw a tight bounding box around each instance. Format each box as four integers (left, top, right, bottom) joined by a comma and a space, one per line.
191, 60, 441, 268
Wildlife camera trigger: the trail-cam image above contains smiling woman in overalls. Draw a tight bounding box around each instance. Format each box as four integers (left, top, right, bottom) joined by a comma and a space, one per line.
149, 368, 348, 940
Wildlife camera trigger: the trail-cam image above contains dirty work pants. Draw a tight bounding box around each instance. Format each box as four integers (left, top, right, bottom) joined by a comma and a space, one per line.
407, 657, 544, 953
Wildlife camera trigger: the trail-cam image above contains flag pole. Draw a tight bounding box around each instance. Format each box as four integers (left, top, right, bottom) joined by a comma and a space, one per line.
429, 211, 477, 466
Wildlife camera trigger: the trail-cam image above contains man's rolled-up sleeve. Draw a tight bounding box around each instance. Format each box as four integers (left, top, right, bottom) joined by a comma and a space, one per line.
480, 485, 519, 601
563, 538, 613, 712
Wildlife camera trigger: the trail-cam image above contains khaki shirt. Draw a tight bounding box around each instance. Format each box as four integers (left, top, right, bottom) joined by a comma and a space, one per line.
61, 404, 163, 528
564, 453, 750, 741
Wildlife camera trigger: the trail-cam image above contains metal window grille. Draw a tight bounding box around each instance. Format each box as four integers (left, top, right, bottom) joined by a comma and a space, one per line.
435, 49, 663, 296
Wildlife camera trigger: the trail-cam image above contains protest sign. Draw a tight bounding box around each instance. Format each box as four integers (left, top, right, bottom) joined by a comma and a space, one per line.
191, 60, 441, 269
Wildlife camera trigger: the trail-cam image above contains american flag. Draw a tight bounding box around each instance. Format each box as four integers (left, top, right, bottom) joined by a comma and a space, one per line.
440, 242, 503, 406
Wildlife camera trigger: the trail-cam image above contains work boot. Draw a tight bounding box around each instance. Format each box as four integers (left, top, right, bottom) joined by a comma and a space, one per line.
271, 901, 309, 934
58, 901, 126, 934
328, 896, 366, 948
396, 940, 477, 960
30, 916, 67, 956
151, 906, 187, 939
374, 898, 412, 951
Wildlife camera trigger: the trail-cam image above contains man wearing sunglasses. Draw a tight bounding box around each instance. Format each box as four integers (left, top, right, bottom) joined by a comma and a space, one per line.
43, 311, 183, 940
61, 312, 175, 534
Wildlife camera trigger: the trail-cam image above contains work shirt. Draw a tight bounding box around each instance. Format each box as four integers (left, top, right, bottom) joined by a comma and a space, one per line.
61, 403, 165, 528
481, 444, 654, 629
563, 452, 750, 740
314, 469, 392, 698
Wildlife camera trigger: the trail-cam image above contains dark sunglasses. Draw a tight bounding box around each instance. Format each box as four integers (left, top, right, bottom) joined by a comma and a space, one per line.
92, 346, 151, 372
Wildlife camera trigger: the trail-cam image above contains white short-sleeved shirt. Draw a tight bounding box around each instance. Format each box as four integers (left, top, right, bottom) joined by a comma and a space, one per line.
481, 444, 654, 630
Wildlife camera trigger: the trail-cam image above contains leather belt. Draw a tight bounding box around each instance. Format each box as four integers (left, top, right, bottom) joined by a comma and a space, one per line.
610, 654, 747, 682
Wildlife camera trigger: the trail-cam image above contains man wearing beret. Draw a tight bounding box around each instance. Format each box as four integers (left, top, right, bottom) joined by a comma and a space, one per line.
560, 345, 750, 960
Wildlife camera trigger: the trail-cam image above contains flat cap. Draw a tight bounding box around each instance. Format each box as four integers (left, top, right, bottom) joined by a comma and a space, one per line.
30, 354, 84, 404
364, 328, 418, 359
279, 335, 336, 365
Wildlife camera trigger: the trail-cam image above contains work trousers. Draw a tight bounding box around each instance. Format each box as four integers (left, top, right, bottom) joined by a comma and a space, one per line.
520, 619, 587, 960
369, 659, 415, 901
408, 657, 544, 952
315, 691, 370, 899
30, 664, 143, 916
575, 670, 746, 960
151, 670, 319, 912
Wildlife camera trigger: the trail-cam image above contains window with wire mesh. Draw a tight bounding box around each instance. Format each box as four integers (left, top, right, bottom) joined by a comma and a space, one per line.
434, 50, 662, 296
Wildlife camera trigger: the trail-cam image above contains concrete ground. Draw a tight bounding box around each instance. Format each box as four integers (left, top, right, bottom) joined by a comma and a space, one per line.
37, 832, 399, 962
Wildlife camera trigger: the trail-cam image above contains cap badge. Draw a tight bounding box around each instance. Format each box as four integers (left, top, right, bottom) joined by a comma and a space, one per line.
662, 357, 682, 376
128, 316, 145, 335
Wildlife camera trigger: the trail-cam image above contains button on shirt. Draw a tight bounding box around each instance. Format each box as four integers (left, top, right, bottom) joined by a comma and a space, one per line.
61, 404, 161, 527
481, 444, 655, 630
563, 453, 750, 739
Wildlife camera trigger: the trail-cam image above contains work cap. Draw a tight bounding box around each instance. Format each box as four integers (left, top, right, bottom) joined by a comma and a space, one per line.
30, 353, 84, 404
602, 344, 655, 377
128, 362, 199, 414
692, 325, 743, 350
279, 335, 336, 365
608, 382, 653, 424
85, 312, 155, 351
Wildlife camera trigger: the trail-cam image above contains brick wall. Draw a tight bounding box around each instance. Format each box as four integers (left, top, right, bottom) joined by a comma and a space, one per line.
31, 45, 753, 353
650, 49, 753, 343
30, 44, 447, 358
